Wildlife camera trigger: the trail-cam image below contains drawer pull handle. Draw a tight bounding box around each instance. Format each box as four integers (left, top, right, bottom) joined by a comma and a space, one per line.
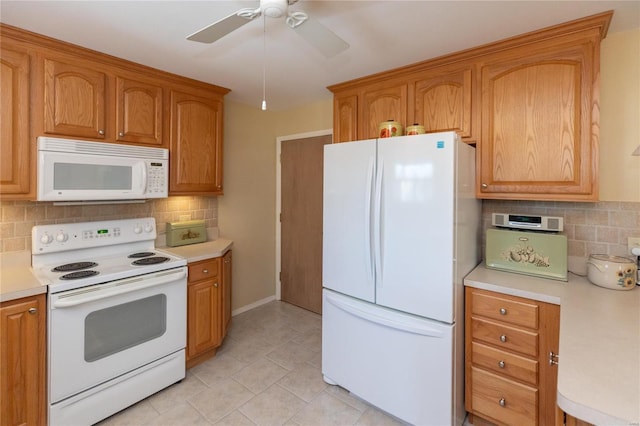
500, 335, 507, 343
549, 351, 559, 366
28, 307, 37, 315
499, 308, 507, 315
498, 360, 505, 368
203, 269, 209, 274
499, 398, 506, 407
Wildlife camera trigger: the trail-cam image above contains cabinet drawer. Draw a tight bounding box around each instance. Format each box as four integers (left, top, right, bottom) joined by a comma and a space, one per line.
188, 259, 219, 282
472, 342, 538, 386
470, 367, 538, 426
471, 317, 538, 357
471, 291, 539, 329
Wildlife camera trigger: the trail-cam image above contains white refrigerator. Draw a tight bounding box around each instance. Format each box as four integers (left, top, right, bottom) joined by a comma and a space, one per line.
322, 131, 480, 425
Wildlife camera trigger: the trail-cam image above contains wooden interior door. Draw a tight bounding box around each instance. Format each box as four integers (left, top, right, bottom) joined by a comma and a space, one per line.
280, 134, 331, 314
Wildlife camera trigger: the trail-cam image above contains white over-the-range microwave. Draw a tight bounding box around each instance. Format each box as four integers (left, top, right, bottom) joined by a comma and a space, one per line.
37, 136, 168, 202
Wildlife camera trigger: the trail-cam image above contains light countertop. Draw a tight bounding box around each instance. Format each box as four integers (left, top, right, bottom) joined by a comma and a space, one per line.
159, 238, 233, 263
465, 264, 640, 425
0, 251, 46, 303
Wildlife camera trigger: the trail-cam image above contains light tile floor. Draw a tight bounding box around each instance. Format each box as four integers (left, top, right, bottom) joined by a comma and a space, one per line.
98, 301, 407, 426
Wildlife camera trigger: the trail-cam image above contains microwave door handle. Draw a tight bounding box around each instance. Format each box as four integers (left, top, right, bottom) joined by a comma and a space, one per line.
141, 163, 148, 193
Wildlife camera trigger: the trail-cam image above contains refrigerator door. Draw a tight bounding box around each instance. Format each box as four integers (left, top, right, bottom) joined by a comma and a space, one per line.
322, 139, 377, 302
322, 289, 454, 426
376, 133, 456, 322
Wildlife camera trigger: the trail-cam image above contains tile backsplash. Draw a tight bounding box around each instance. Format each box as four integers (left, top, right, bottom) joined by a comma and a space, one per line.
482, 200, 640, 275
0, 196, 218, 253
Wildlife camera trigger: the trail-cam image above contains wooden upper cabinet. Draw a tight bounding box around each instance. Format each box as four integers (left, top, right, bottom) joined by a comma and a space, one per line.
43, 58, 107, 139
361, 83, 408, 139
478, 36, 598, 200
333, 93, 358, 143
410, 65, 475, 141
116, 77, 163, 146
0, 47, 32, 198
169, 90, 224, 195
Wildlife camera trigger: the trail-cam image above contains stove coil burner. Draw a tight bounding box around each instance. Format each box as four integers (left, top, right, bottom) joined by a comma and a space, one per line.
131, 256, 170, 266
127, 252, 156, 259
60, 270, 99, 280
52, 261, 98, 272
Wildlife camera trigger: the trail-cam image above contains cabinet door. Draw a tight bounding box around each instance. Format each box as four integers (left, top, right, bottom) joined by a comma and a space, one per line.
478, 38, 597, 200
169, 90, 223, 194
222, 250, 232, 338
0, 294, 46, 426
187, 277, 221, 359
43, 58, 107, 139
360, 83, 407, 139
116, 77, 163, 146
412, 65, 475, 140
333, 93, 358, 143
0, 47, 32, 198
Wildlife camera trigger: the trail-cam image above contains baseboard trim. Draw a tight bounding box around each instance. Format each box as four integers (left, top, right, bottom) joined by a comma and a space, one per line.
232, 295, 277, 316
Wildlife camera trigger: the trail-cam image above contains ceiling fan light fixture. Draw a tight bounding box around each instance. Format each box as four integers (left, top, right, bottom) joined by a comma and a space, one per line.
262, 0, 287, 18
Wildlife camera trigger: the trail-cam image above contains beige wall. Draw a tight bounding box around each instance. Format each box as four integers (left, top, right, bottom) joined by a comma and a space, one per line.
599, 28, 640, 201
219, 99, 332, 311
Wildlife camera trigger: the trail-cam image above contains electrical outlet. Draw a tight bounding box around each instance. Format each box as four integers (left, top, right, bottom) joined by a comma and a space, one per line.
628, 237, 640, 255
179, 215, 191, 222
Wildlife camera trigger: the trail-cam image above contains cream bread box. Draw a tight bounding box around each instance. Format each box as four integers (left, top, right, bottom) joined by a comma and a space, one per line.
485, 228, 568, 281
166, 220, 207, 247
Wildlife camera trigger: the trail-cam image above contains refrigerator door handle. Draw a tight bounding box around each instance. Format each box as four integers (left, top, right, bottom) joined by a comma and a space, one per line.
325, 292, 446, 338
365, 156, 375, 283
374, 158, 384, 288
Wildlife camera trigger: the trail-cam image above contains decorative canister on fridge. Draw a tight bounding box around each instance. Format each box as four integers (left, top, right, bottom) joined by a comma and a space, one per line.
586, 254, 637, 290
406, 123, 426, 135
378, 120, 403, 138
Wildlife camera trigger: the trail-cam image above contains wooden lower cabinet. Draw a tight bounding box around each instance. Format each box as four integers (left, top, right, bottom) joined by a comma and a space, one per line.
0, 294, 46, 426
186, 252, 232, 369
465, 287, 560, 426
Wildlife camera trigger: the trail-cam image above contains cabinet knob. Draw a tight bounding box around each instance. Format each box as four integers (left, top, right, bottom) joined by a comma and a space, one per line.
500, 307, 507, 315
499, 398, 506, 407
481, 183, 488, 189
214, 282, 219, 288
500, 335, 507, 343
498, 360, 505, 368
28, 307, 37, 315
203, 269, 209, 274
119, 132, 125, 137
98, 130, 105, 135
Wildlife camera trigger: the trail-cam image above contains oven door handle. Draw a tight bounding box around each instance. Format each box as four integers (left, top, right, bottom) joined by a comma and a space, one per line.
52, 268, 186, 309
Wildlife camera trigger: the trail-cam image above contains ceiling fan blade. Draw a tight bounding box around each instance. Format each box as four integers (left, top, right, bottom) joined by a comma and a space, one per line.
290, 16, 349, 58
187, 8, 260, 44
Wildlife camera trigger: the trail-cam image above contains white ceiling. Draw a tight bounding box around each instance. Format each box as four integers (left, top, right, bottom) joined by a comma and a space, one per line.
1, 1, 639, 111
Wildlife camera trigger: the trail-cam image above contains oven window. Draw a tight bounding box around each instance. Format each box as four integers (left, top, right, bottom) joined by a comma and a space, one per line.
54, 163, 133, 190
84, 294, 167, 362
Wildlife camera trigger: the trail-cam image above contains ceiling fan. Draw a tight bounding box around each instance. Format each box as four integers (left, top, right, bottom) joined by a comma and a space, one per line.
187, 0, 349, 58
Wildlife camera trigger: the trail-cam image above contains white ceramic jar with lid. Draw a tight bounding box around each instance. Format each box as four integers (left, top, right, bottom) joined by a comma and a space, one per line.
586, 254, 637, 290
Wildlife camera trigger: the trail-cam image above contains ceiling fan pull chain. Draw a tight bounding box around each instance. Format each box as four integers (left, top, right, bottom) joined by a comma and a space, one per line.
262, 14, 267, 111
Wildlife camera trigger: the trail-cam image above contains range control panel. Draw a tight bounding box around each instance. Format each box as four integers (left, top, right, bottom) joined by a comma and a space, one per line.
32, 217, 157, 253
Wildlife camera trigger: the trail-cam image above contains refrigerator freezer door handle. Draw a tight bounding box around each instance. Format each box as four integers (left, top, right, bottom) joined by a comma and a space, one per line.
325, 292, 446, 338
365, 157, 375, 283
374, 158, 383, 288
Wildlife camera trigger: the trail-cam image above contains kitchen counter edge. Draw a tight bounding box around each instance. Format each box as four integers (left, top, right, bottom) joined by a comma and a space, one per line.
0, 251, 47, 303
464, 264, 639, 426
159, 238, 233, 263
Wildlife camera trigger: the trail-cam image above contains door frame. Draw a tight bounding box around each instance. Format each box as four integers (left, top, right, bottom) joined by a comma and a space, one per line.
275, 129, 333, 301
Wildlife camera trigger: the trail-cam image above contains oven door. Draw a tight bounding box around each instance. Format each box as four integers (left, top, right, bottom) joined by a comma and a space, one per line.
48, 266, 187, 403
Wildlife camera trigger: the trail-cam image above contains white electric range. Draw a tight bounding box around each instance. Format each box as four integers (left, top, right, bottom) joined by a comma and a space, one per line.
31, 217, 187, 426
